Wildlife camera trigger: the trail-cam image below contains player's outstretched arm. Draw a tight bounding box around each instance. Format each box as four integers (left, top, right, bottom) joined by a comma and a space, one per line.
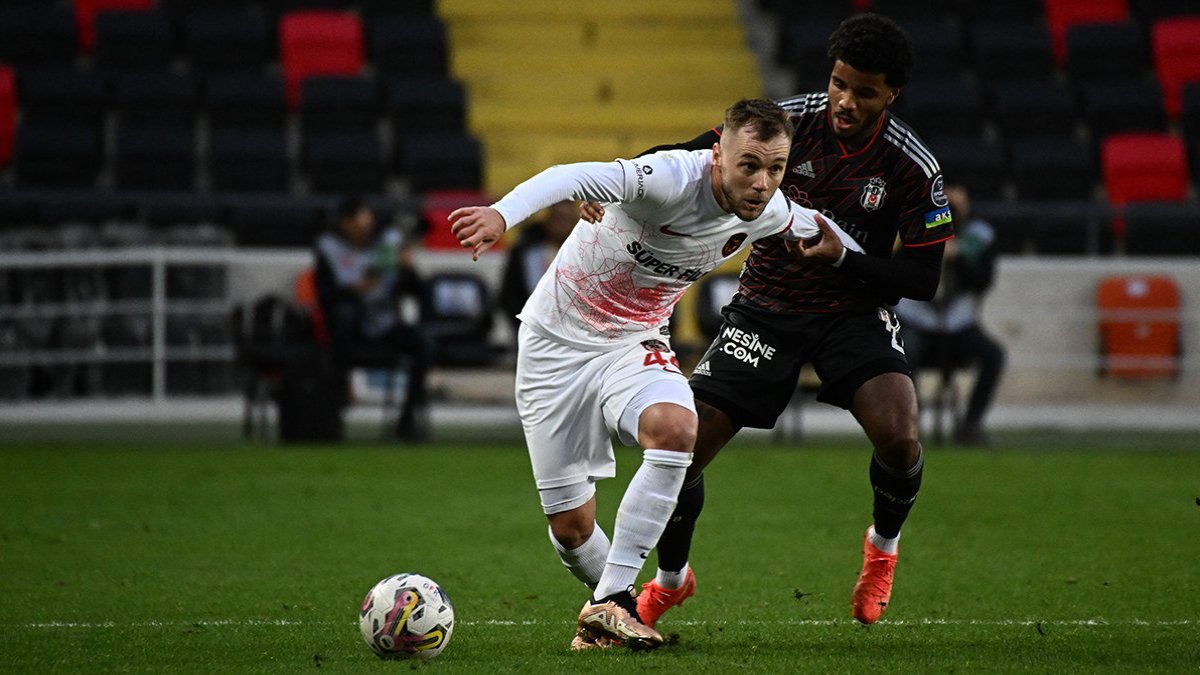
448, 206, 506, 261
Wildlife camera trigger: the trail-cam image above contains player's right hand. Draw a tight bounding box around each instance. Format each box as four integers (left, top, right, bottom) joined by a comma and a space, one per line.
448, 206, 505, 261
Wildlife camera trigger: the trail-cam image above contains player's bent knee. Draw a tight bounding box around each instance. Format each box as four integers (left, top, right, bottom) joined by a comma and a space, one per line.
546, 509, 595, 550
638, 403, 698, 452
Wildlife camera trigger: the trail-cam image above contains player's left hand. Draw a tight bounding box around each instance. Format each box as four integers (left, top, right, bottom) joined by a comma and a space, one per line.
788, 214, 844, 263
448, 206, 505, 261
580, 200, 605, 223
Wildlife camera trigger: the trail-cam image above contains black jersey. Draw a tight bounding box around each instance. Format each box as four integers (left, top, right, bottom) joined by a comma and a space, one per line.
736, 92, 953, 316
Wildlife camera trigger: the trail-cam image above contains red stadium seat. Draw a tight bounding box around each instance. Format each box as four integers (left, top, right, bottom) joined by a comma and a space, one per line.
73, 0, 154, 52
420, 189, 503, 251
279, 11, 364, 110
1152, 16, 1200, 118
0, 64, 15, 167
1101, 133, 1190, 206
1096, 275, 1180, 379
1043, 0, 1129, 64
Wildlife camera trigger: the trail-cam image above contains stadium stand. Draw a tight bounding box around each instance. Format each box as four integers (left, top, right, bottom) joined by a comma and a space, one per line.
1096, 274, 1181, 378
113, 123, 196, 190
1043, 0, 1131, 65
989, 80, 1080, 142
0, 65, 15, 168
1122, 202, 1200, 255
1010, 140, 1098, 201
93, 9, 174, 72
1064, 22, 1148, 85
303, 130, 385, 194
968, 22, 1054, 82
205, 73, 286, 132
299, 76, 379, 134
209, 130, 291, 192
0, 5, 78, 67
367, 14, 449, 78
1101, 132, 1191, 205
184, 10, 273, 73
1082, 80, 1169, 137
74, 0, 156, 53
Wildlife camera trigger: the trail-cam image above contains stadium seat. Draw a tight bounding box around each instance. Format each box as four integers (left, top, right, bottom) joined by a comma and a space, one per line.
420, 272, 500, 367
17, 69, 107, 130
38, 193, 131, 227
0, 6, 78, 66
1181, 82, 1200, 143
73, 0, 155, 53
956, 0, 1043, 22
0, 192, 37, 229
776, 18, 845, 90
1129, 0, 1194, 22
1043, 0, 1130, 65
399, 133, 483, 193
0, 65, 15, 168
1122, 202, 1200, 255
360, 0, 436, 16
368, 15, 448, 77
1151, 16, 1200, 118
1101, 132, 1190, 205
1096, 274, 1180, 378
969, 22, 1054, 82
419, 189, 493, 250
972, 200, 1033, 254
385, 77, 466, 133
1010, 140, 1097, 201
894, 80, 985, 139
990, 81, 1080, 142
1031, 201, 1114, 254
94, 10, 174, 72
113, 72, 200, 128
14, 122, 103, 188
927, 137, 1008, 199
205, 73, 286, 132
900, 20, 968, 79
185, 10, 272, 73
229, 199, 327, 248
113, 124, 197, 190
279, 10, 365, 110
1064, 22, 1148, 85
210, 129, 291, 192
1082, 81, 1168, 138
304, 131, 385, 194
139, 194, 226, 229
869, 0, 954, 22
299, 76, 379, 134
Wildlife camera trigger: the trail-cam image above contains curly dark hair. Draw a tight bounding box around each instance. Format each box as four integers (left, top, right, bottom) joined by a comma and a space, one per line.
827, 13, 914, 88
723, 98, 794, 142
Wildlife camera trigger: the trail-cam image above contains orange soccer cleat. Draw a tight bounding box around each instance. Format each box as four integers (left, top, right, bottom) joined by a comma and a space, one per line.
851, 527, 898, 624
636, 567, 696, 629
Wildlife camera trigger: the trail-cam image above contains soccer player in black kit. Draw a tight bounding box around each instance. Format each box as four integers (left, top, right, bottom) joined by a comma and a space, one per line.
628, 13, 955, 627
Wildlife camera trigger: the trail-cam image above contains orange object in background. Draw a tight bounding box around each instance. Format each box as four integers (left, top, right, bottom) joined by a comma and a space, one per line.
1097, 275, 1181, 379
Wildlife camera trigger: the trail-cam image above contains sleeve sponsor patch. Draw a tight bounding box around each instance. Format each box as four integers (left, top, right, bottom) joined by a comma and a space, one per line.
923, 206, 952, 228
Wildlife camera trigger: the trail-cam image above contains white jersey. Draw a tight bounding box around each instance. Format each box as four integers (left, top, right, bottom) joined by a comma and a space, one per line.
492, 149, 861, 350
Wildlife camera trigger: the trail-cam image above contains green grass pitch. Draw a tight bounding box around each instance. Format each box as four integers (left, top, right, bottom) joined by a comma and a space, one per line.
1, 431, 1198, 672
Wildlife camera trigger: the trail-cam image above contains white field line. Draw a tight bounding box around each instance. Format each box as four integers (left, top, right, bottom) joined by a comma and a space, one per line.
8, 618, 1196, 630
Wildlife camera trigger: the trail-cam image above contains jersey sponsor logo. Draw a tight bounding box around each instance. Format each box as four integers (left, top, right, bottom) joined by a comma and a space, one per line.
625, 240, 706, 281
719, 325, 776, 367
659, 223, 691, 237
793, 160, 816, 178
860, 176, 887, 212
692, 360, 711, 376
641, 339, 669, 352
924, 206, 952, 228
721, 233, 747, 257
930, 175, 948, 207
632, 162, 651, 197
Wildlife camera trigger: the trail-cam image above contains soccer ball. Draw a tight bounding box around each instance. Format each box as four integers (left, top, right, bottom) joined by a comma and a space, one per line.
359, 573, 455, 660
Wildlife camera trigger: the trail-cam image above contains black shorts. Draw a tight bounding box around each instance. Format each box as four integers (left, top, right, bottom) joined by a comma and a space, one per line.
689, 304, 912, 428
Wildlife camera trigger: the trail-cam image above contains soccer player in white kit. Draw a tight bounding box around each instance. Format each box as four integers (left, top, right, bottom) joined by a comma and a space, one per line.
449, 99, 860, 651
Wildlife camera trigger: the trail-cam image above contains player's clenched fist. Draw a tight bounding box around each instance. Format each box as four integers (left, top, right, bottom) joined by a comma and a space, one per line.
448, 206, 506, 261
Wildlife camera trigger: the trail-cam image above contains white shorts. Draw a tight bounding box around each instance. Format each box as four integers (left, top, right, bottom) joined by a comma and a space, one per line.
515, 324, 695, 513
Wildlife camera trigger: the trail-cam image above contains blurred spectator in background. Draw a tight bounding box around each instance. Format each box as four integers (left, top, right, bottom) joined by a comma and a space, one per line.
315, 197, 433, 441
499, 199, 577, 339
897, 185, 1005, 446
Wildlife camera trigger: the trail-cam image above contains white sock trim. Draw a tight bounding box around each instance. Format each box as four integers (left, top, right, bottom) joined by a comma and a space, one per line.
867, 525, 900, 555
550, 524, 610, 589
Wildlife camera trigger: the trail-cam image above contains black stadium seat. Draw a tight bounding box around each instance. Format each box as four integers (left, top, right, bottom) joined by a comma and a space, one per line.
0, 6, 77, 67
114, 124, 197, 190
1065, 22, 1148, 86
368, 15, 450, 77
113, 72, 200, 128
1122, 203, 1200, 256
210, 129, 291, 192
969, 22, 1054, 82
94, 10, 175, 72
300, 76, 380, 134
1082, 80, 1168, 138
229, 199, 327, 248
990, 80, 1080, 142
205, 73, 286, 132
304, 131, 385, 194
185, 11, 273, 73
1031, 202, 1114, 255
17, 69, 108, 129
14, 122, 103, 188
928, 137, 1007, 199
399, 132, 483, 192
1010, 140, 1097, 201
900, 20, 968, 79
896, 80, 986, 139
385, 77, 466, 132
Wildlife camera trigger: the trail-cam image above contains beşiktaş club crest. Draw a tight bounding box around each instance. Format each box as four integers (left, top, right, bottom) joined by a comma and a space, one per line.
860, 176, 887, 211
721, 233, 747, 257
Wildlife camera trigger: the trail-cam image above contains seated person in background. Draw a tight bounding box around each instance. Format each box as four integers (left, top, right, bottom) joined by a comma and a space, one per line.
896, 184, 1005, 446
499, 199, 578, 339
315, 197, 432, 441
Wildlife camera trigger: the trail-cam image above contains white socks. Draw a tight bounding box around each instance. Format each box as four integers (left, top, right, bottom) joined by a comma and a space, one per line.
549, 523, 610, 589
868, 525, 900, 555
593, 449, 692, 600
655, 562, 690, 589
